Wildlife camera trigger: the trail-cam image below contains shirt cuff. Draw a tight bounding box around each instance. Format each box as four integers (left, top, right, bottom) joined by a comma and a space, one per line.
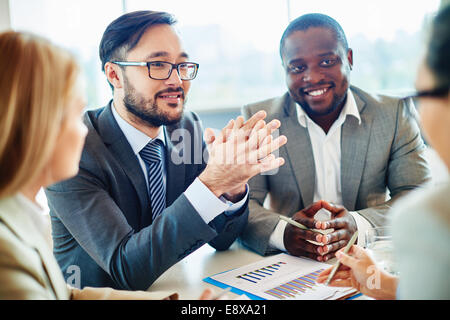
269, 219, 287, 252
349, 211, 372, 247
220, 184, 249, 216
184, 178, 247, 224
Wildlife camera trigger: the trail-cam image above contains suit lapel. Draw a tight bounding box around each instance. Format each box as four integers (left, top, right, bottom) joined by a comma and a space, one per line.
341, 88, 373, 210
97, 103, 150, 217
281, 95, 316, 207
164, 126, 186, 207
33, 237, 70, 299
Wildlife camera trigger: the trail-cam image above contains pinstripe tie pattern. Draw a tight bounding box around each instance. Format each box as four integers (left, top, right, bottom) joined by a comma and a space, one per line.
140, 139, 166, 221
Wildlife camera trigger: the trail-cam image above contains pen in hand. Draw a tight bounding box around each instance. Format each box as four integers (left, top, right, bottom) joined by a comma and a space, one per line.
324, 231, 358, 286
278, 215, 327, 235
279, 215, 309, 230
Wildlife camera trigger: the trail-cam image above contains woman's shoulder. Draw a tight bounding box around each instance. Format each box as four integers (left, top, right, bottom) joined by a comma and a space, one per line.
390, 182, 450, 237
392, 182, 449, 214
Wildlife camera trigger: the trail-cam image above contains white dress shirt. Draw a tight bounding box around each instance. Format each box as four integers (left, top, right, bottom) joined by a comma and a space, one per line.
269, 90, 371, 250
112, 103, 247, 224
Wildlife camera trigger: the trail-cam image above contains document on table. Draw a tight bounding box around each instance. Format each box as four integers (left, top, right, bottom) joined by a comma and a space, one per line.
205, 253, 357, 300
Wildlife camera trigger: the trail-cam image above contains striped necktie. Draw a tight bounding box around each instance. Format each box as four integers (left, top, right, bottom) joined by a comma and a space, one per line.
139, 139, 166, 221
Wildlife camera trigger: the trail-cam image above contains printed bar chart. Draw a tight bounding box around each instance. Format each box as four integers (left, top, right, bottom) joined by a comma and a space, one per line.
207, 253, 357, 300
264, 268, 324, 299
236, 262, 286, 284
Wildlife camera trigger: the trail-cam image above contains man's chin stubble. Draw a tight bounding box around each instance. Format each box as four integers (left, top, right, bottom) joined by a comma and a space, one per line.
125, 101, 184, 128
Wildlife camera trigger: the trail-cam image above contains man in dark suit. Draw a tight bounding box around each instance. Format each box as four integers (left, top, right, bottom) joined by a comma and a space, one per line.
45, 11, 286, 290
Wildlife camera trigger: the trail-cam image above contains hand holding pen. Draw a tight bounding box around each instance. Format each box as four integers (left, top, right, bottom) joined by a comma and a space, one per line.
316, 242, 398, 300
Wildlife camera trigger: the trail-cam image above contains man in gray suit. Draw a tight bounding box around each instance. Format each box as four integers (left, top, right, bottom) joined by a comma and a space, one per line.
240, 13, 430, 261
45, 11, 286, 290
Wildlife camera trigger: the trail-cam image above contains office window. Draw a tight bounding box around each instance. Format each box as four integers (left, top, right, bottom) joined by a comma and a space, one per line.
287, 0, 441, 94
9, 0, 441, 114
9, 0, 124, 108
126, 0, 289, 112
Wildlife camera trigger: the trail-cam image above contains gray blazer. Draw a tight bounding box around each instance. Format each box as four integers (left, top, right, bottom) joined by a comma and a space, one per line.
240, 86, 430, 255
45, 102, 248, 290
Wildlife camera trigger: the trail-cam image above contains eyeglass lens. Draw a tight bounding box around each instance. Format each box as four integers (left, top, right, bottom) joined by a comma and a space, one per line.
149, 62, 197, 80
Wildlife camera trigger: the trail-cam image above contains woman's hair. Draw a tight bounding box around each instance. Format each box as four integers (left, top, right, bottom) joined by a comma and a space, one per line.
0, 31, 80, 198
426, 5, 450, 88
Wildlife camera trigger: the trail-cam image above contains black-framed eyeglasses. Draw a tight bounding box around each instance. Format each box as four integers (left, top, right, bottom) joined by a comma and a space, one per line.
399, 86, 449, 119
112, 61, 199, 80
402, 86, 449, 101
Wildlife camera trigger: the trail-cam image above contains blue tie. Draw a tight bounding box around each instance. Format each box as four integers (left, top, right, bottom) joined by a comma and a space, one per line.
140, 139, 166, 221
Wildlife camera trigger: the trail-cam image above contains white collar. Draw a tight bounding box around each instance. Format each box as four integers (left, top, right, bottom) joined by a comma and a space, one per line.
296, 89, 361, 128
111, 101, 166, 155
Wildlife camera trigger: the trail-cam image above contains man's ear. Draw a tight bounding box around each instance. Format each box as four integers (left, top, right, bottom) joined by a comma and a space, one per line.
104, 62, 124, 89
347, 48, 353, 71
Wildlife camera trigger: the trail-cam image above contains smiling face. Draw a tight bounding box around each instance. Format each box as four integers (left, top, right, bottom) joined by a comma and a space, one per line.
110, 24, 192, 128
282, 27, 353, 118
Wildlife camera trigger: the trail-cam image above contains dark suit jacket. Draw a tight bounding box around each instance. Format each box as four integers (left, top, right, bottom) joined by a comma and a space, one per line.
45, 102, 248, 290
240, 86, 430, 255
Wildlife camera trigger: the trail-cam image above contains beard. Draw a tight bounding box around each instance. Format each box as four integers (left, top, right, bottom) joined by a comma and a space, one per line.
122, 77, 185, 128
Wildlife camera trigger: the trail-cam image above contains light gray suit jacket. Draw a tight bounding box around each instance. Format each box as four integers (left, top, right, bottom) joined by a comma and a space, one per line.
0, 195, 69, 299
240, 86, 431, 255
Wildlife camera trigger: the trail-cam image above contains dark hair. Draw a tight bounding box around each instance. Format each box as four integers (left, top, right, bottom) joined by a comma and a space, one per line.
426, 5, 450, 88
99, 10, 177, 88
279, 13, 348, 58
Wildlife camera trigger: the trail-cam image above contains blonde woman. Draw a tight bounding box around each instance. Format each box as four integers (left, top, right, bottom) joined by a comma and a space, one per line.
317, 6, 450, 299
0, 31, 193, 300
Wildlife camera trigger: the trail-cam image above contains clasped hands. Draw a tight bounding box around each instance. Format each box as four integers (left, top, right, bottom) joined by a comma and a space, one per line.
283, 200, 357, 262
199, 111, 287, 201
